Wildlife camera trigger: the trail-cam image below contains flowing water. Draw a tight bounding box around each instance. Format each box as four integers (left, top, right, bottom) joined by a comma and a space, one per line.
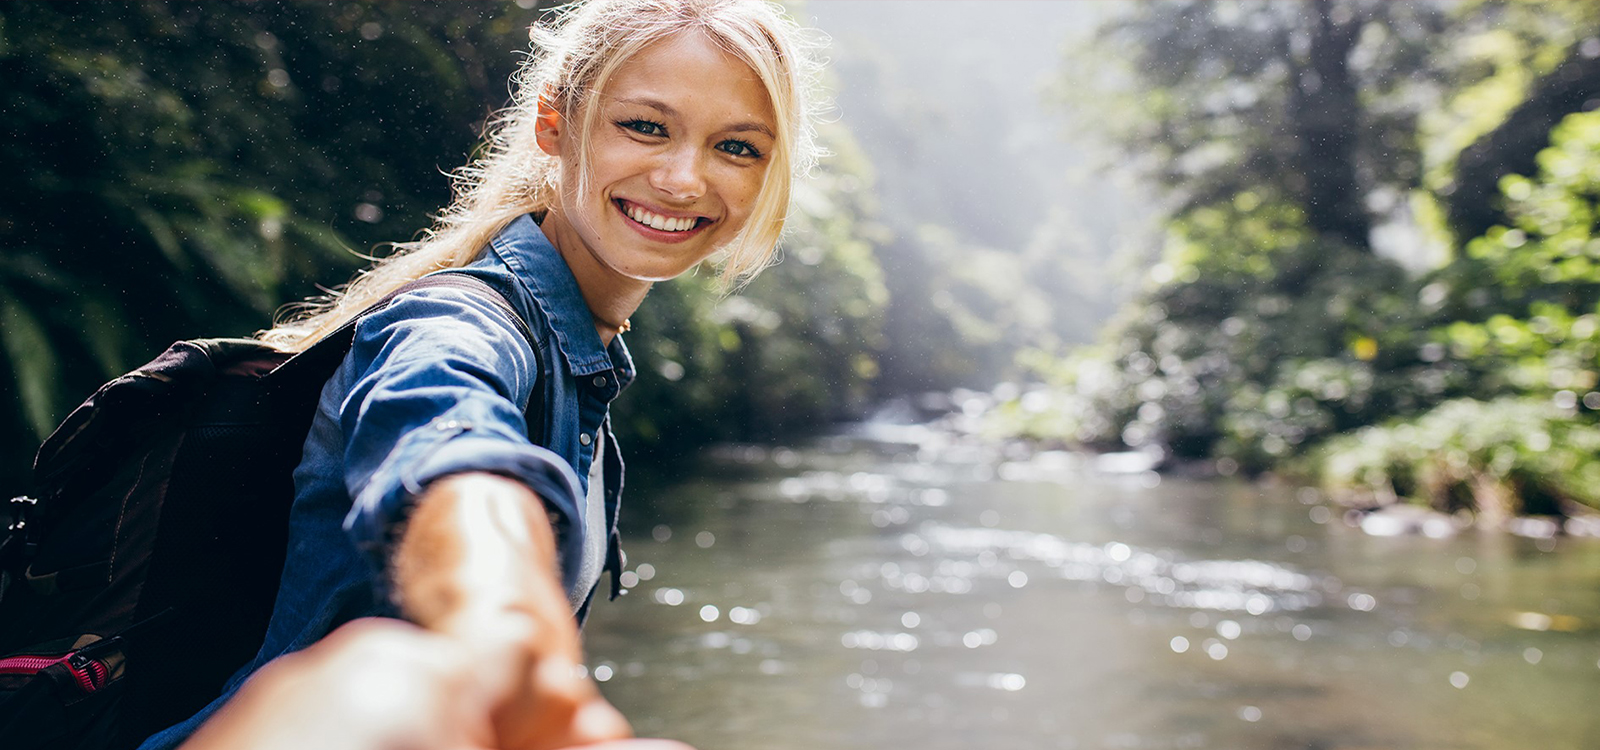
584, 424, 1600, 750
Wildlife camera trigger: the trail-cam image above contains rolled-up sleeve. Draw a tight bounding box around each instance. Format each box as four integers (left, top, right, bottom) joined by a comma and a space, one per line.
335, 286, 587, 594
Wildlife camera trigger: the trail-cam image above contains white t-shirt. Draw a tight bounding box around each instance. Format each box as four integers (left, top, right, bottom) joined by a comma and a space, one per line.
569, 429, 608, 610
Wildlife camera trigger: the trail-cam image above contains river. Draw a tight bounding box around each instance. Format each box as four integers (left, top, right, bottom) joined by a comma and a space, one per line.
584, 422, 1600, 750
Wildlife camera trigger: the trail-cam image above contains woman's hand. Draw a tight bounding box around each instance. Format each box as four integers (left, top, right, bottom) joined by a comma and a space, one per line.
180, 618, 690, 750
439, 603, 633, 750
393, 471, 632, 750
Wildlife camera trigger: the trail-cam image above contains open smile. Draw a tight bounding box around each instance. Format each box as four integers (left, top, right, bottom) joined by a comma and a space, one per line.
614, 198, 712, 243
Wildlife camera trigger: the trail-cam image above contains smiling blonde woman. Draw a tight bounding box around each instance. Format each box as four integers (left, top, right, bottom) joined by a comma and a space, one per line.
135, 2, 829, 749
260, 0, 823, 352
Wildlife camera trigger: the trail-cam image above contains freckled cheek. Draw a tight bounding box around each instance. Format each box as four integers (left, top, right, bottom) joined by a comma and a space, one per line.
720, 170, 767, 222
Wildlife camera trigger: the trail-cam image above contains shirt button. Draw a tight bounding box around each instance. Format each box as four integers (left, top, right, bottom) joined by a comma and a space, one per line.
593, 375, 608, 387
579, 433, 593, 446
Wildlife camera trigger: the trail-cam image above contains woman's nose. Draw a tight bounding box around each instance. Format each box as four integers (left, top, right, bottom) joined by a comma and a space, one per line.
648, 146, 707, 202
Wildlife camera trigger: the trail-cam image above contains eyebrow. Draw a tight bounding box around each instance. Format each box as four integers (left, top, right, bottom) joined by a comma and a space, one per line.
613, 96, 775, 139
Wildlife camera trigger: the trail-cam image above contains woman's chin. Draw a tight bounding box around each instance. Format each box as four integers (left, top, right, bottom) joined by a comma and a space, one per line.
593, 254, 691, 284
591, 241, 717, 283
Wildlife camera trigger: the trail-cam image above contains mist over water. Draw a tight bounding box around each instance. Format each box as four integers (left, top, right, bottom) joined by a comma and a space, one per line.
799, 1, 1152, 347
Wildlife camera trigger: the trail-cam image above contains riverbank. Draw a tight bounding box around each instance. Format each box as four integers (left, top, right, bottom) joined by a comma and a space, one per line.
864, 382, 1600, 540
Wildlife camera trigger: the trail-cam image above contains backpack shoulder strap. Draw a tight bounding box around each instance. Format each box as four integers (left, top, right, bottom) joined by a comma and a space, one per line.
267, 273, 546, 439
269, 273, 533, 382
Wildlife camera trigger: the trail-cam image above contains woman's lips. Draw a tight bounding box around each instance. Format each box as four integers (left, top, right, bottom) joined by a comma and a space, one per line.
615, 198, 711, 243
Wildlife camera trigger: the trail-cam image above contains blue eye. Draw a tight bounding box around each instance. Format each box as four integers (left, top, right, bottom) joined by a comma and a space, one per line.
718, 139, 761, 158
620, 119, 666, 137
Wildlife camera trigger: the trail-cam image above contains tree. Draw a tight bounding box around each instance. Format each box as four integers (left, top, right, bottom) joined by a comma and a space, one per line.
1026, 0, 1600, 506
1065, 0, 1450, 252
1438, 1, 1600, 241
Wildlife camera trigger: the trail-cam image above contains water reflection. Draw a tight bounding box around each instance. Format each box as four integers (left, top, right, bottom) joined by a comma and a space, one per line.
585, 429, 1600, 750
912, 524, 1324, 614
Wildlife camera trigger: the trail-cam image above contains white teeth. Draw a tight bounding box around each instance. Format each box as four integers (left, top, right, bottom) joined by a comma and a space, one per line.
624, 202, 696, 232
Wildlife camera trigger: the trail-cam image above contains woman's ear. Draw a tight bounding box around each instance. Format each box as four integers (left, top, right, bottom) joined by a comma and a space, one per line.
534, 97, 564, 158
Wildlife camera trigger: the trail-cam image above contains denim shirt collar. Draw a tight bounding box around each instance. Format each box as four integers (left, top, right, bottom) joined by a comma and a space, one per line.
489, 213, 635, 388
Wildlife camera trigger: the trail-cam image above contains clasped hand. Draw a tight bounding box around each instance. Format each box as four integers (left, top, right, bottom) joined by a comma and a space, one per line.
181, 617, 689, 750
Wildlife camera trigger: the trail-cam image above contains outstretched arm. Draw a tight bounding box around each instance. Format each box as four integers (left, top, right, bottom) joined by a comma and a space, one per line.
178, 617, 688, 750
182, 471, 655, 750
394, 471, 629, 750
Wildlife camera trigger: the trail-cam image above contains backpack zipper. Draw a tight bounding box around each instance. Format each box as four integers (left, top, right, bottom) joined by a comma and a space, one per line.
0, 650, 110, 693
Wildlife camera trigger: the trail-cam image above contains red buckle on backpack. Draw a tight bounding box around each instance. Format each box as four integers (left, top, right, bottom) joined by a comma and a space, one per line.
0, 649, 111, 694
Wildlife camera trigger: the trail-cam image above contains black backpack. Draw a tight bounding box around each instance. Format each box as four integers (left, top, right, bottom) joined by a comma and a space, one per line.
0, 273, 536, 750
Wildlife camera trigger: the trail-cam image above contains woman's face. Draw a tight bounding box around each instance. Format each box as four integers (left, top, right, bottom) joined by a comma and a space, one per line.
539, 31, 777, 283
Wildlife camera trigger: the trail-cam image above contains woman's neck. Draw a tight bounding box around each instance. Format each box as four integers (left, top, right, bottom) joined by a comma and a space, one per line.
536, 210, 651, 347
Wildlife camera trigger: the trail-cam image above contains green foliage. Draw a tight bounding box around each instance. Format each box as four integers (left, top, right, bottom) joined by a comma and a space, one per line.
1017, 222, 1446, 468
0, 2, 554, 479
1017, 0, 1469, 467
1433, 110, 1600, 397
1005, 0, 1600, 522
1429, 1, 1600, 242
1439, 305, 1600, 398
0, 293, 59, 438
1317, 111, 1600, 514
1419, 1, 1600, 202
1420, 9, 1569, 187
1470, 111, 1600, 294
1318, 397, 1600, 515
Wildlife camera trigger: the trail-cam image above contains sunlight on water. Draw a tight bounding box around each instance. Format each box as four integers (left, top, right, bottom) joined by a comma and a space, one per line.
585, 430, 1600, 750
913, 524, 1324, 614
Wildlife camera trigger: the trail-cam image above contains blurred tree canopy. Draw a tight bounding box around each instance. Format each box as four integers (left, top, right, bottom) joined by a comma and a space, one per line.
1063, 0, 1450, 253
1009, 0, 1600, 519
1437, 1, 1600, 243
0, 1, 893, 486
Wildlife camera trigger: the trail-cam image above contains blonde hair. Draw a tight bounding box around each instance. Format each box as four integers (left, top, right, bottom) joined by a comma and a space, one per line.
260, 0, 825, 351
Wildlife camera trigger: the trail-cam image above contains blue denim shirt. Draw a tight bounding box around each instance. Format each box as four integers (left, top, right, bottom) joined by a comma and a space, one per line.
139, 213, 633, 749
